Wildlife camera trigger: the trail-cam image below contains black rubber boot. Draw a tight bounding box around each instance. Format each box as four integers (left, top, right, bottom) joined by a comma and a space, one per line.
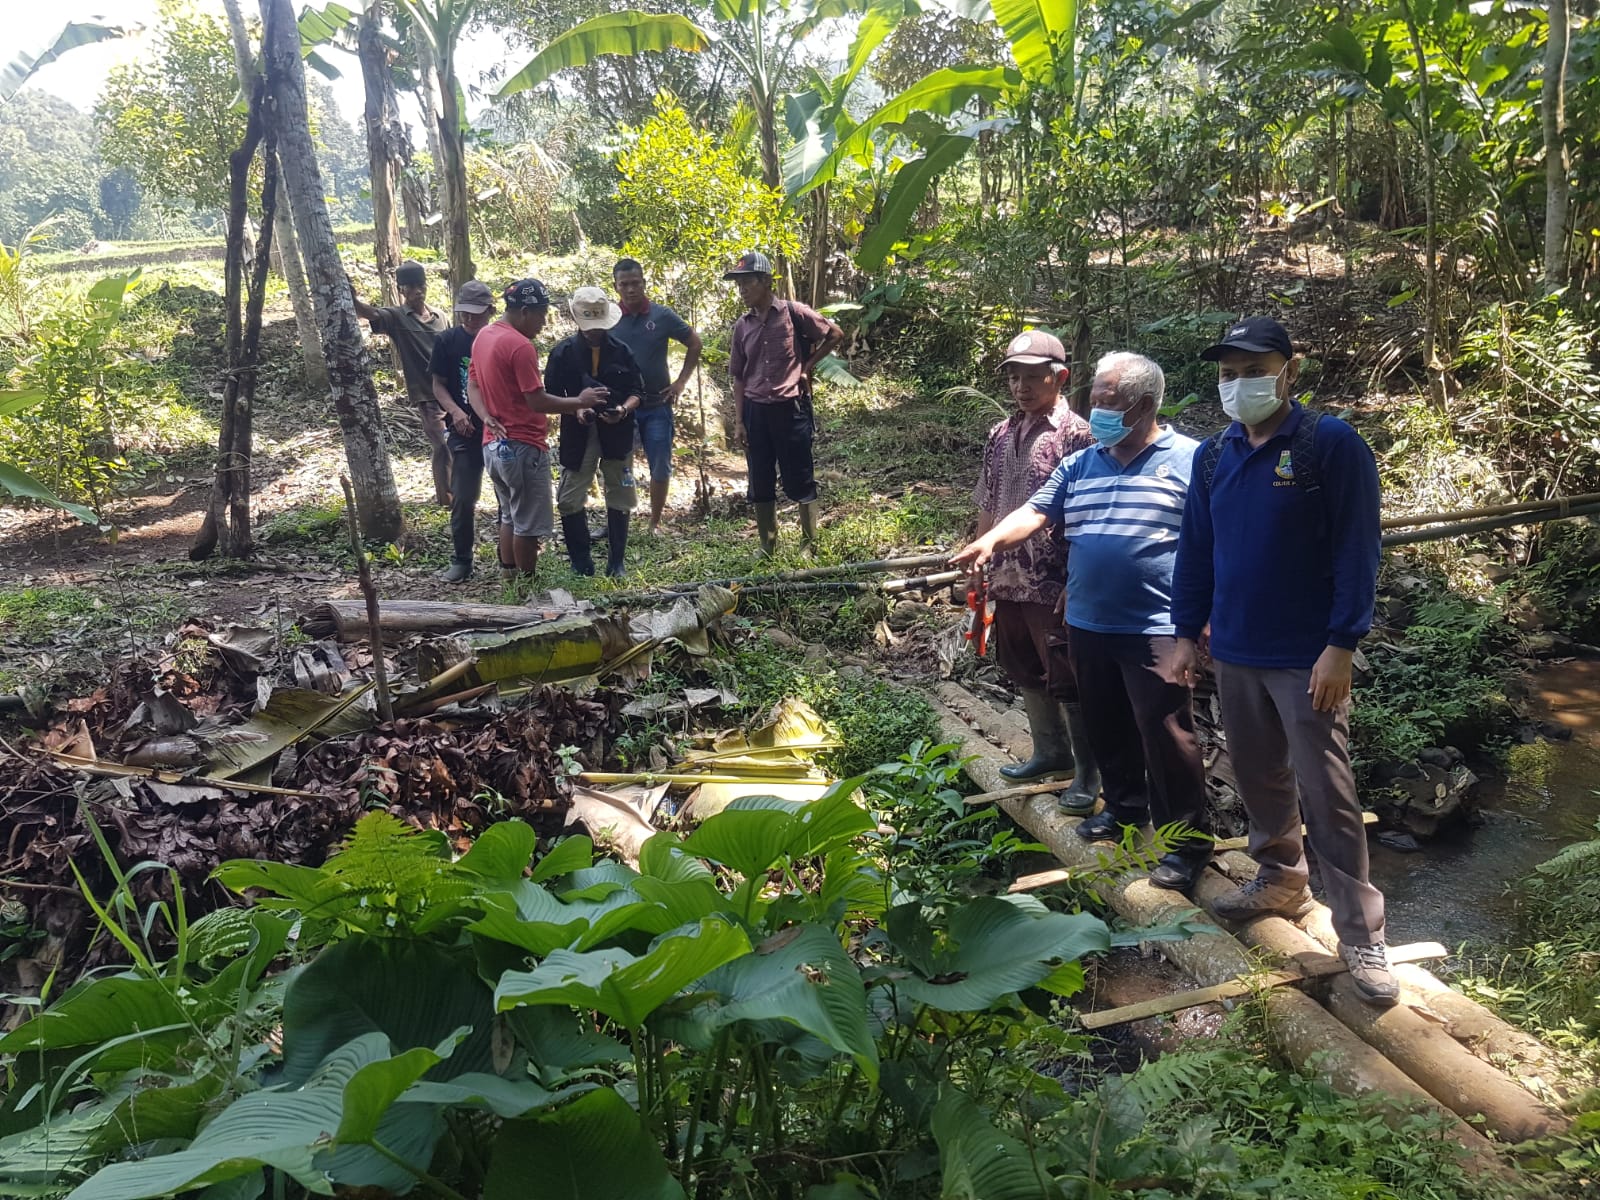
1056, 703, 1103, 815
605, 508, 630, 577
1075, 808, 1148, 843
999, 689, 1077, 782
754, 502, 778, 557
562, 510, 594, 576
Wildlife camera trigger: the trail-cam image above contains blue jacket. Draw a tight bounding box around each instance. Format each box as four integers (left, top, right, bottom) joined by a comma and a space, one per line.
1169, 403, 1380, 669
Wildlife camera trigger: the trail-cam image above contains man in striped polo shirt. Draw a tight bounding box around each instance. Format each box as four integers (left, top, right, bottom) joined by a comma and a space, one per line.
954, 352, 1213, 892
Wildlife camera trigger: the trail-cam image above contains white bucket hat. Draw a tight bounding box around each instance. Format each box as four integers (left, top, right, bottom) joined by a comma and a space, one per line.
569, 286, 621, 331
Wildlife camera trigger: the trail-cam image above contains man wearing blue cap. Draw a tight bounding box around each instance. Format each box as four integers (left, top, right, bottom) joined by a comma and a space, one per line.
1167, 316, 1393, 1005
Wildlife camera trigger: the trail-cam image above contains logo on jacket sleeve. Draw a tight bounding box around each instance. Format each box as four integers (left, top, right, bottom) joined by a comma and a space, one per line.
1274, 450, 1295, 480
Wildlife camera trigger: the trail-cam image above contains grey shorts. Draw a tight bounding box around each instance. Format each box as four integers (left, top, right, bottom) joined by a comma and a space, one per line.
485, 439, 555, 538
556, 426, 638, 515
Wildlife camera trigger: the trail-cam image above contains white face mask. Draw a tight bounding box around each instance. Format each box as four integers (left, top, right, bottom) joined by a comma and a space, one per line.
1218, 370, 1285, 425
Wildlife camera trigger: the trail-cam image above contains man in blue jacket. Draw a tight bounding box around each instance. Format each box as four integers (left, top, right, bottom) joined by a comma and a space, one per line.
1167, 317, 1394, 1005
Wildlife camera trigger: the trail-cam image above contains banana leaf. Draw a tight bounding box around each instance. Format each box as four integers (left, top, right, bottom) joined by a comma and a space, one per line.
417, 616, 633, 687
199, 684, 374, 780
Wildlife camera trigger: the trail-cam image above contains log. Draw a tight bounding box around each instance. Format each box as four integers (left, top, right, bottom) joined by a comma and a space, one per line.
303, 598, 575, 640
964, 780, 1071, 807
927, 693, 1500, 1160
1295, 901, 1582, 1103
1081, 940, 1448, 1031
1189, 869, 1570, 1144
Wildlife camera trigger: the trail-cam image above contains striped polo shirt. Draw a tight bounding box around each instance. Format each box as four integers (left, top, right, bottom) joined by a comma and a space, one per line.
1028, 427, 1199, 636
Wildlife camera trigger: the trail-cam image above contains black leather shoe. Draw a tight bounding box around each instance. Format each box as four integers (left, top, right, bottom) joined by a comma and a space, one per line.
1076, 810, 1145, 842
1148, 852, 1210, 893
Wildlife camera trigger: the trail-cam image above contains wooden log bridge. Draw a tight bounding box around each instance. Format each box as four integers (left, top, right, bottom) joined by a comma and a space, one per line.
928, 681, 1573, 1161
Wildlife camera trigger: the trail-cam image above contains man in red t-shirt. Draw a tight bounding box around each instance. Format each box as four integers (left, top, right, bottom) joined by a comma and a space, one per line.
467, 279, 606, 580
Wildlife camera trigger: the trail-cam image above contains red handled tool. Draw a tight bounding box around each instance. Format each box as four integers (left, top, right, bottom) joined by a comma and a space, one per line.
963, 572, 994, 657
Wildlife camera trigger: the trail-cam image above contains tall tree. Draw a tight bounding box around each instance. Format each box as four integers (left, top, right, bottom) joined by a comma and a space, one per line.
220, 0, 330, 394
1543, 0, 1571, 294
193, 78, 273, 560
260, 0, 403, 541
397, 1, 478, 292
360, 0, 408, 303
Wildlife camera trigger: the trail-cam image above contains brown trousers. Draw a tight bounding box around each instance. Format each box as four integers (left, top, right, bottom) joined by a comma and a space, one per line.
1213, 659, 1386, 945
1067, 627, 1209, 847
992, 599, 1077, 701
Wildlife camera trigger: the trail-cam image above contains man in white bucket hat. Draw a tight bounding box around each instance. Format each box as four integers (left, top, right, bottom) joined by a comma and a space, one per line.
543, 286, 646, 576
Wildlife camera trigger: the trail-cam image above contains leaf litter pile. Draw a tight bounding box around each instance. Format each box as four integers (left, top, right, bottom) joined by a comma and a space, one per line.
0, 587, 745, 984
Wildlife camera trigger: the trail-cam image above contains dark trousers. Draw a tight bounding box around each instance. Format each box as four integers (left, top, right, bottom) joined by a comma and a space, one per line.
447, 433, 484, 566
993, 599, 1077, 701
1068, 627, 1209, 849
1213, 660, 1386, 944
743, 398, 817, 504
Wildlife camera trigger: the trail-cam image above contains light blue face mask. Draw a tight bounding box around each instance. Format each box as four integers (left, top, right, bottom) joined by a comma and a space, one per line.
1089, 406, 1131, 447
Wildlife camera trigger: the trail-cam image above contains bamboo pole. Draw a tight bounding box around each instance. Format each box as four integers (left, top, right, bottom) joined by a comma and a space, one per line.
1381, 500, 1600, 547
1380, 491, 1600, 530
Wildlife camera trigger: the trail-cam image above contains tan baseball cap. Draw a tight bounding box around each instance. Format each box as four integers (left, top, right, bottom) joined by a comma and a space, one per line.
569, 285, 621, 331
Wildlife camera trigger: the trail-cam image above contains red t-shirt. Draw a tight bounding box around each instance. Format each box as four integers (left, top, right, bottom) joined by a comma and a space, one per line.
468, 319, 547, 448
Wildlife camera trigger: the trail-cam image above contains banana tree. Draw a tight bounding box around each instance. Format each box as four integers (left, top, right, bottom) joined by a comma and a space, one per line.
0, 20, 127, 104
396, 0, 480, 293
790, 0, 1078, 272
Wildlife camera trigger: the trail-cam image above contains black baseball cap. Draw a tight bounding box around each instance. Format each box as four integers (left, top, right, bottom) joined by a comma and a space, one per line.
1200, 316, 1294, 361
502, 278, 550, 309
396, 261, 426, 288
722, 250, 773, 279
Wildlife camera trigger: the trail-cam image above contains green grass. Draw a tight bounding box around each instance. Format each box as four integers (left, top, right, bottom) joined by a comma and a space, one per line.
0, 587, 105, 641
0, 584, 186, 693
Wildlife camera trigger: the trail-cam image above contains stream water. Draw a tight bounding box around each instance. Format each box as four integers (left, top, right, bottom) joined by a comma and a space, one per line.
1368, 658, 1600, 947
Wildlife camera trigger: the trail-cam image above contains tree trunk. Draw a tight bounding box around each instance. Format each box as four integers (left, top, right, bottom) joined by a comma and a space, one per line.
219, 0, 329, 395
434, 53, 474, 294
261, 0, 403, 542
359, 0, 405, 304
807, 185, 829, 309
1543, 0, 1571, 294
1398, 0, 1449, 411
194, 81, 274, 560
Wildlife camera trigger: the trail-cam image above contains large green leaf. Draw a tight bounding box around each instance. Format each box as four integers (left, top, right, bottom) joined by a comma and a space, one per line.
484, 1089, 685, 1200
1, 22, 126, 104
0, 461, 102, 527
1310, 22, 1367, 74
696, 924, 879, 1082
454, 819, 537, 882
494, 918, 750, 1028
990, 0, 1076, 88
795, 66, 1017, 195
468, 880, 661, 956
495, 13, 711, 99
503, 1007, 632, 1084
892, 897, 1109, 1012
530, 835, 595, 883
933, 1087, 1061, 1200
857, 132, 979, 270
66, 1035, 420, 1200
680, 785, 875, 880
0, 389, 45, 418
0, 975, 187, 1064
280, 938, 495, 1087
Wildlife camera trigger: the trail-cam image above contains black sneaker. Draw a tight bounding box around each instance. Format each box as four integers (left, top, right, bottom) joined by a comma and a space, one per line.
1075, 810, 1145, 842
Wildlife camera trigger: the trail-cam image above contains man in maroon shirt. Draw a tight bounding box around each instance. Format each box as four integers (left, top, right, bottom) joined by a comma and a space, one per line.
971, 330, 1100, 812
725, 251, 843, 556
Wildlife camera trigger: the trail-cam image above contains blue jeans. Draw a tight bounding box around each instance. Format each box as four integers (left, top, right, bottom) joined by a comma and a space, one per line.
634, 403, 674, 482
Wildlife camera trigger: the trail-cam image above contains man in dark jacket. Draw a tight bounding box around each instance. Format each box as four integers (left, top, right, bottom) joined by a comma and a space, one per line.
1167, 316, 1392, 1005
545, 286, 645, 576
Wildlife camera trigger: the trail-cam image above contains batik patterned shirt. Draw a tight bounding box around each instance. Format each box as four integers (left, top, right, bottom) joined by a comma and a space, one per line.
972, 401, 1094, 606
